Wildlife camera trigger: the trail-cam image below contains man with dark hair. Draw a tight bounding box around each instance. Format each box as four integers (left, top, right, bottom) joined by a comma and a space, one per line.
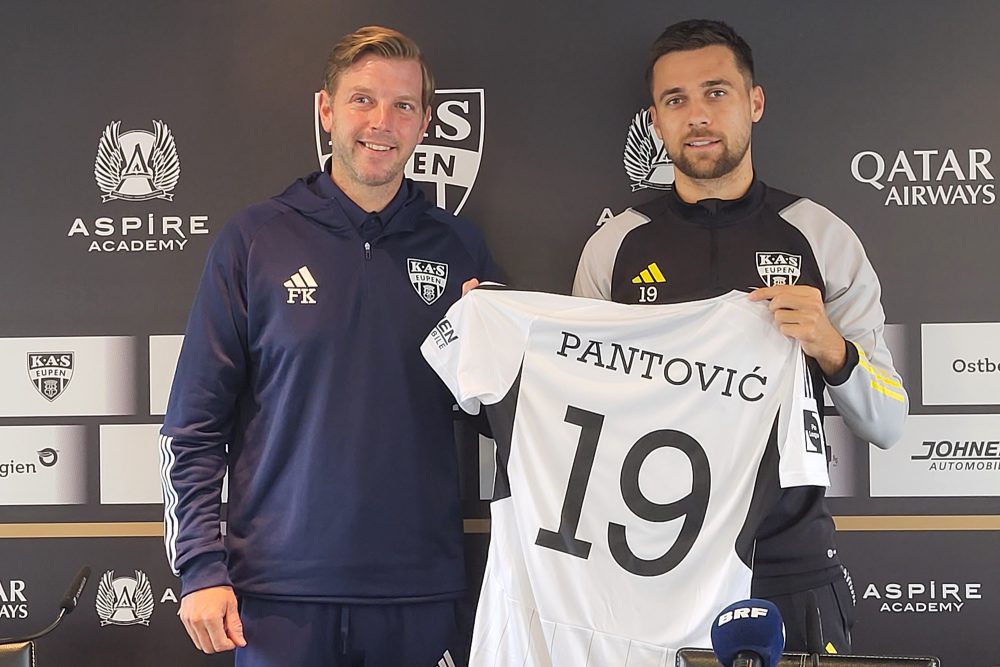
160, 25, 497, 666
574, 18, 907, 653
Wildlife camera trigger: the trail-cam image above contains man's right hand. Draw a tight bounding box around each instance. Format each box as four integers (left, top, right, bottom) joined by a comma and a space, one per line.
179, 585, 247, 654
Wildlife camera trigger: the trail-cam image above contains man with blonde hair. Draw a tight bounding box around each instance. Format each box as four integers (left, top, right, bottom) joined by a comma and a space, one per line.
161, 25, 497, 666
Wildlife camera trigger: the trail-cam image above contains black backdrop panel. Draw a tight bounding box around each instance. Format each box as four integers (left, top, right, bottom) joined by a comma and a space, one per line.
2, 1, 998, 664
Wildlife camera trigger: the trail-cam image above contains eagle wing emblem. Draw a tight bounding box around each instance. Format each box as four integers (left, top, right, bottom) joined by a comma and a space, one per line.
133, 570, 155, 623
95, 570, 116, 623
94, 122, 124, 194
150, 120, 180, 193
623, 109, 656, 183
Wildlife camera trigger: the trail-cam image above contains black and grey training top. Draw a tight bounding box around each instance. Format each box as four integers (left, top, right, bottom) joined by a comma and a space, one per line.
572, 178, 907, 595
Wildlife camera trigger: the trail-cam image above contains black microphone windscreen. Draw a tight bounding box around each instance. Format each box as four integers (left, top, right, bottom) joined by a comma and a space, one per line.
59, 566, 91, 614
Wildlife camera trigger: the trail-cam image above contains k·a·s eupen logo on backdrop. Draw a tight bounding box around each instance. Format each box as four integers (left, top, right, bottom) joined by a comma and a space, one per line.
407, 258, 448, 306
96, 570, 155, 627
26, 352, 73, 401
67, 120, 211, 254
851, 147, 995, 206
315, 89, 485, 214
624, 108, 675, 192
95, 120, 180, 202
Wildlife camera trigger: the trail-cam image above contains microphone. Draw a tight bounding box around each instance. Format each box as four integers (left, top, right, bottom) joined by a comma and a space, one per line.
0, 566, 91, 644
805, 590, 824, 666
59, 566, 91, 614
711, 598, 785, 667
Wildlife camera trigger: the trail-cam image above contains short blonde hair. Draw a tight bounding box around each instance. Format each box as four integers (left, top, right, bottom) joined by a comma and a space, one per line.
323, 26, 435, 110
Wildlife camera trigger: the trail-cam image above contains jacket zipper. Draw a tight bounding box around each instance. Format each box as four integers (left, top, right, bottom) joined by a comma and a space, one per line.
709, 226, 719, 288
364, 241, 371, 260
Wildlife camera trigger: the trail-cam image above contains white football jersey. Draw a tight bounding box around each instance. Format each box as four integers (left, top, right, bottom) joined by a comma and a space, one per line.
421, 289, 829, 667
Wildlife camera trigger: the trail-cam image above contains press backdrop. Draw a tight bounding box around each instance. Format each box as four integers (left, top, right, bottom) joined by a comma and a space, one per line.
1, 2, 998, 664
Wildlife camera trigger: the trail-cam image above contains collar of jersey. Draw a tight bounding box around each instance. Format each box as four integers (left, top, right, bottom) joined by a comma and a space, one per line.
664, 176, 766, 227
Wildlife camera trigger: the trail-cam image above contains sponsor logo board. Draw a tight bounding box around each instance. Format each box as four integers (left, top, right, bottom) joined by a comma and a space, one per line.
0, 337, 137, 417
870, 414, 1000, 497
0, 426, 87, 505
149, 335, 184, 416
922, 323, 1000, 405
105, 424, 229, 504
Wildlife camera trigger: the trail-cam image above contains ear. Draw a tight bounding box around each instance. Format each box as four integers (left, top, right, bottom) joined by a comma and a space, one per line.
648, 104, 663, 140
419, 104, 432, 138
750, 84, 765, 123
318, 89, 334, 133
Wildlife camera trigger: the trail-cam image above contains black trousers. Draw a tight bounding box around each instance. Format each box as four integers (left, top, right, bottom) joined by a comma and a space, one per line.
765, 567, 857, 654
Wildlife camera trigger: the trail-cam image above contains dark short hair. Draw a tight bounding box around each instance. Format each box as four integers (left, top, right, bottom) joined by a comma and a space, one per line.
646, 19, 755, 90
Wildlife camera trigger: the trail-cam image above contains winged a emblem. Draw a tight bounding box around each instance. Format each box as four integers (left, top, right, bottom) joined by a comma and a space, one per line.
623, 108, 675, 191
95, 569, 155, 626
150, 120, 180, 195
94, 121, 125, 195
94, 120, 180, 201
132, 570, 155, 624
95, 570, 116, 625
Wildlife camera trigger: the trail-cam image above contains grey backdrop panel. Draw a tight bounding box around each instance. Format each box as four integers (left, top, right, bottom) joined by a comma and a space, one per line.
2, 1, 997, 665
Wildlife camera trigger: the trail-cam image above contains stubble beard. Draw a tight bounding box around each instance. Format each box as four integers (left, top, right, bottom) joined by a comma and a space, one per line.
329, 136, 406, 188
671, 133, 750, 181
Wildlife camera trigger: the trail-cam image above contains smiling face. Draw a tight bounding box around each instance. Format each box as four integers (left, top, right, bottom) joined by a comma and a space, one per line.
648, 44, 764, 200
318, 54, 431, 208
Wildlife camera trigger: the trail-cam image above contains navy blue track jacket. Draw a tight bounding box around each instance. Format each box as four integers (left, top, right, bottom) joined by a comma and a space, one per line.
160, 171, 497, 601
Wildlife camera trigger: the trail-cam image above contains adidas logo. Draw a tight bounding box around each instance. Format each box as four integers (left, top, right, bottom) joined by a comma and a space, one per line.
284, 266, 318, 304
437, 649, 457, 667
631, 262, 666, 284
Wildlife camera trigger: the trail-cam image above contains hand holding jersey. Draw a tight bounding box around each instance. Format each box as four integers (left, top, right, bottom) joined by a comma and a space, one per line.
749, 285, 848, 376
462, 277, 481, 295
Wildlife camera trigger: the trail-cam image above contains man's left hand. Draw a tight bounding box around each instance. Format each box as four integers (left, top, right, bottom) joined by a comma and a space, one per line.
748, 285, 846, 376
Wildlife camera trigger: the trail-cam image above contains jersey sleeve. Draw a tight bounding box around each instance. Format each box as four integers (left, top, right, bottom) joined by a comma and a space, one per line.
159, 222, 250, 596
572, 210, 650, 299
421, 290, 531, 414
779, 199, 908, 449
776, 349, 831, 488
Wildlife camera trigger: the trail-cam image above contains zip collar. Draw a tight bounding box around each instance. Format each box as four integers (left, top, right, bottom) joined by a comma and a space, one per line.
273, 171, 433, 238
663, 177, 766, 227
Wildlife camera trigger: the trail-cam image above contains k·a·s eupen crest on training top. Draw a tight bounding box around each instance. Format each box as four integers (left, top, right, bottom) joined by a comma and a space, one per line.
407, 258, 448, 306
